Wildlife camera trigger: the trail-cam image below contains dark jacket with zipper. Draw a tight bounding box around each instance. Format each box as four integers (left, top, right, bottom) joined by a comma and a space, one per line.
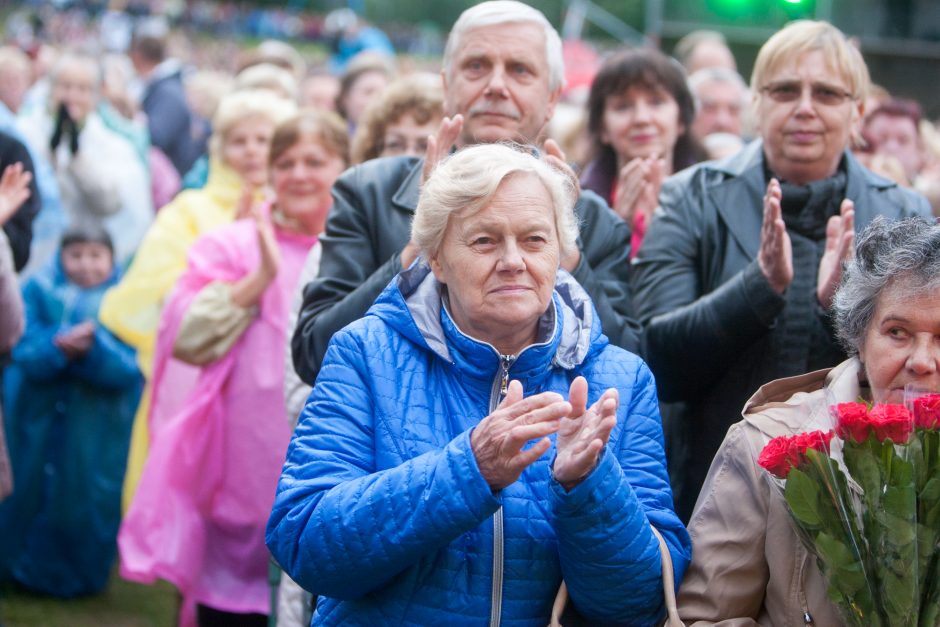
632, 140, 931, 518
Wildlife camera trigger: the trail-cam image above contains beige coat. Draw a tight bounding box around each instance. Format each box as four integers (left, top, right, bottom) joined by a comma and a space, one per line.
677, 359, 867, 627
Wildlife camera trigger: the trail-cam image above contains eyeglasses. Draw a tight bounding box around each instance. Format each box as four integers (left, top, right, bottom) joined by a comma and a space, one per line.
760, 81, 855, 107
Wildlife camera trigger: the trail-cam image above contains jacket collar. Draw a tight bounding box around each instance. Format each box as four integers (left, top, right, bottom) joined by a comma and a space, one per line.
706, 140, 900, 260
368, 260, 599, 381
390, 158, 424, 214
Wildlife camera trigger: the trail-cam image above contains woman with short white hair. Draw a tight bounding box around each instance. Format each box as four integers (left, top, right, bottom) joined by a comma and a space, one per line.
267, 142, 689, 625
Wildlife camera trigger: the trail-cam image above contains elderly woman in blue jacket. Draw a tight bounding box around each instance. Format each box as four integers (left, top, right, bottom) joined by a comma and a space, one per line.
267, 143, 690, 625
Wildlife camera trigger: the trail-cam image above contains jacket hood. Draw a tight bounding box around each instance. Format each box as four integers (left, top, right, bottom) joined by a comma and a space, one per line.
366, 260, 604, 378
41, 246, 122, 291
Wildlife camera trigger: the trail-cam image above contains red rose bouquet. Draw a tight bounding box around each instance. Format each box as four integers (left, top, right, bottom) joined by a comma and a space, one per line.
758, 391, 940, 627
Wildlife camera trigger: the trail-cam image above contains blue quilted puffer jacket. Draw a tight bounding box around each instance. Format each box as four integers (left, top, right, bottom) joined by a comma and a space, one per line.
267, 263, 690, 626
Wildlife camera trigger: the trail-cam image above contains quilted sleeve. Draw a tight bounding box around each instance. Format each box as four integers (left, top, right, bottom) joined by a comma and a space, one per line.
551, 358, 691, 625
266, 325, 501, 599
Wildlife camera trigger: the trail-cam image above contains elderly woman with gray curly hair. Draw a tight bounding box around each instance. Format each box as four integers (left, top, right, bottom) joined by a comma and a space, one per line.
266, 142, 689, 625
677, 215, 940, 625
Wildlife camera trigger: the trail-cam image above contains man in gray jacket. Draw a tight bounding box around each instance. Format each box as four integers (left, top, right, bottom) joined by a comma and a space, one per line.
292, 1, 639, 385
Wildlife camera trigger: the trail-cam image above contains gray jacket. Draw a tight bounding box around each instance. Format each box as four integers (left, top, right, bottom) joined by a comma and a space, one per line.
292, 155, 641, 385
632, 140, 931, 518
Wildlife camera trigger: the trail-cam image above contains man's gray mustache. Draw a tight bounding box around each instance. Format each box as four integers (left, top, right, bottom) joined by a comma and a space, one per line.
467, 106, 521, 120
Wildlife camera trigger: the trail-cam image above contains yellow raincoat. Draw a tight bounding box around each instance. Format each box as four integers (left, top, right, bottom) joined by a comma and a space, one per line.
98, 160, 251, 508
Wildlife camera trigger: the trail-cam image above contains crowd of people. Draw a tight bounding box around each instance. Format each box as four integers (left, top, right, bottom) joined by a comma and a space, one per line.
0, 1, 939, 626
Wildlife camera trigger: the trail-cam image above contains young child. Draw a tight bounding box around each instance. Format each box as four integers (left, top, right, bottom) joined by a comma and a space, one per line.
0, 227, 142, 597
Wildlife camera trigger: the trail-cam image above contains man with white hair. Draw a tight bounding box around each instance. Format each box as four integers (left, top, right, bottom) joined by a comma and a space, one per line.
688, 66, 749, 141
292, 0, 639, 385
18, 53, 152, 268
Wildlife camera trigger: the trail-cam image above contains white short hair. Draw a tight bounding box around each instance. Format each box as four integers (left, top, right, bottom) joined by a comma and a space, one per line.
442, 1, 565, 93
413, 143, 579, 260
688, 67, 749, 104
50, 53, 102, 90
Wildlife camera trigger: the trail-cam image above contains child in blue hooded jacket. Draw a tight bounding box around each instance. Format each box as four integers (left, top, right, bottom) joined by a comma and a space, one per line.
0, 227, 142, 597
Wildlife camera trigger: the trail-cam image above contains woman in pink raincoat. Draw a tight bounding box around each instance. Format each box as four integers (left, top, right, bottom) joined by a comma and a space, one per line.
118, 110, 348, 627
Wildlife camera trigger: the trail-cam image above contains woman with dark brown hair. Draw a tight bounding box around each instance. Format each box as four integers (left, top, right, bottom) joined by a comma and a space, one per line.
581, 48, 705, 256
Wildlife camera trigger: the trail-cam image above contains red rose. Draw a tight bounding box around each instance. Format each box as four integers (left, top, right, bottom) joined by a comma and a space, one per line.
759, 436, 797, 479
868, 404, 914, 444
793, 430, 835, 455
913, 394, 940, 430
833, 403, 872, 443
759, 431, 834, 479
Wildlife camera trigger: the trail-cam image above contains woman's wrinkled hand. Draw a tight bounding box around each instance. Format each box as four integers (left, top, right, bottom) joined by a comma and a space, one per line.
553, 376, 619, 491
471, 379, 570, 493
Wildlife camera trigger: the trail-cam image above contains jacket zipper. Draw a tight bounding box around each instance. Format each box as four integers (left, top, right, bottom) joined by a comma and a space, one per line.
488, 354, 514, 627
797, 545, 813, 624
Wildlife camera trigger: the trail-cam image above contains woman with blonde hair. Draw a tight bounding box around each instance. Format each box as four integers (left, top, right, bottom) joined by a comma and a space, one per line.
633, 19, 930, 520
98, 89, 296, 509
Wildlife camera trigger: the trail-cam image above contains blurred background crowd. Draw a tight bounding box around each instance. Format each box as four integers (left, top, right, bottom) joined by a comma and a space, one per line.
0, 0, 939, 625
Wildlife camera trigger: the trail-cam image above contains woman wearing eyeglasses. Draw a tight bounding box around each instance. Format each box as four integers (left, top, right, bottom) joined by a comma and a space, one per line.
632, 20, 930, 522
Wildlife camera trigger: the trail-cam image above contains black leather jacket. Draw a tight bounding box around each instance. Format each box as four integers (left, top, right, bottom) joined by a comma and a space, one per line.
632, 140, 931, 517
292, 155, 641, 385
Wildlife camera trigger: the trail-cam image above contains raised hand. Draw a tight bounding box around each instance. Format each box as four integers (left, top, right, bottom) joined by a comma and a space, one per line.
541, 139, 582, 272
421, 114, 463, 184
542, 139, 580, 194
400, 240, 421, 270
253, 204, 281, 281
817, 198, 855, 309
0, 162, 32, 227
553, 376, 618, 491
758, 178, 793, 294
612, 158, 648, 224
231, 206, 280, 309
235, 184, 260, 220
471, 379, 570, 493
612, 157, 663, 227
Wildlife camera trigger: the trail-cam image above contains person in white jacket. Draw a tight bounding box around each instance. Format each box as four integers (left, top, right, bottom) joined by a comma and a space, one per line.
18, 52, 152, 268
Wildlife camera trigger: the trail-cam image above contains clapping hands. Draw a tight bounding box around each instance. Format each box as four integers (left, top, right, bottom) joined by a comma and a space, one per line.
471, 377, 619, 493
553, 377, 619, 491
54, 321, 95, 359
612, 157, 664, 228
